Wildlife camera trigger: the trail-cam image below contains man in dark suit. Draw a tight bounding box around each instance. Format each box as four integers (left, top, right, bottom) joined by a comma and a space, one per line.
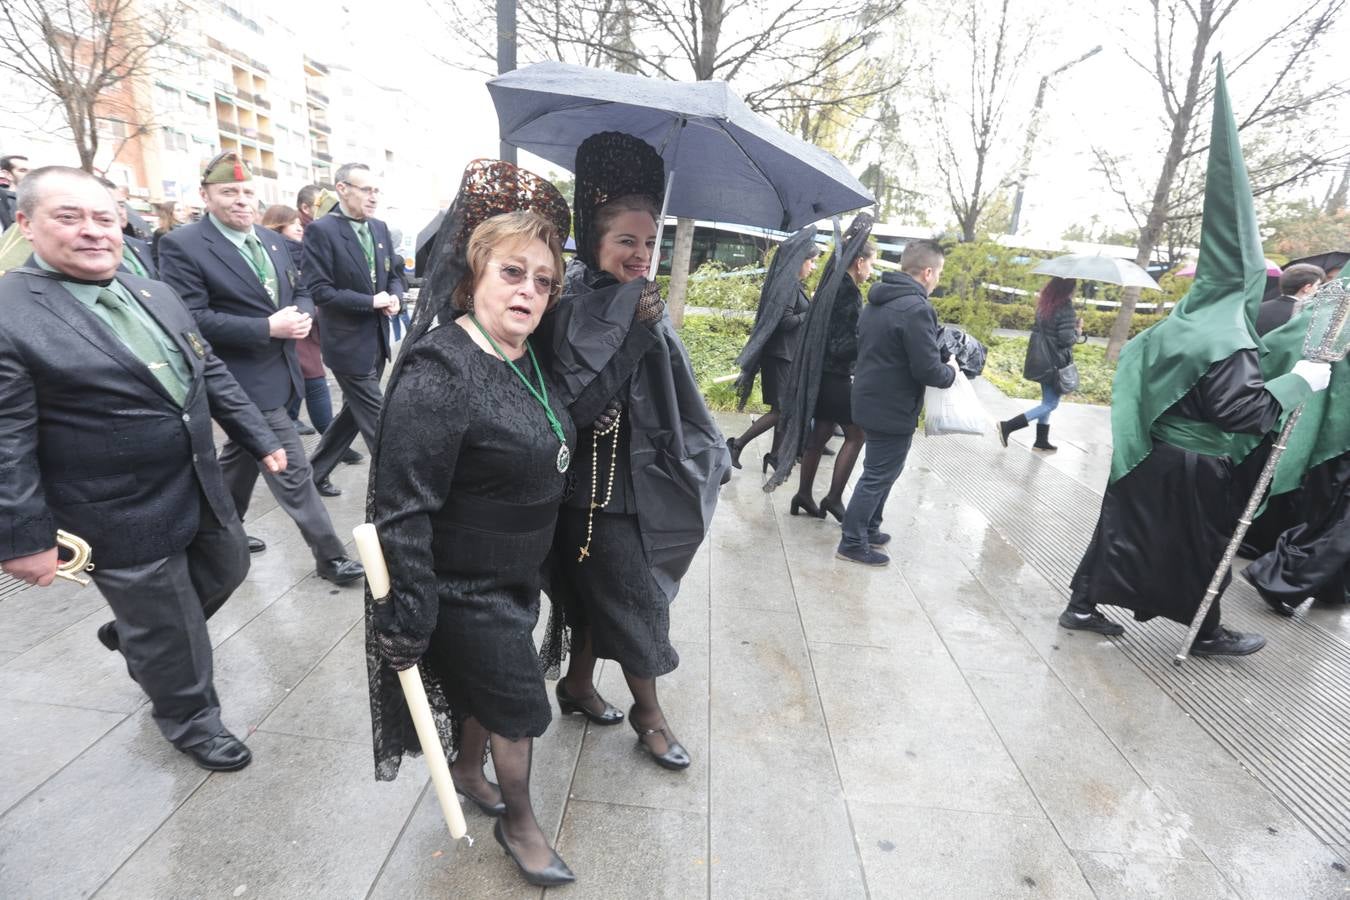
303, 162, 406, 484
0, 153, 28, 229
1255, 263, 1325, 337
0, 166, 284, 770
159, 153, 363, 586
838, 239, 957, 566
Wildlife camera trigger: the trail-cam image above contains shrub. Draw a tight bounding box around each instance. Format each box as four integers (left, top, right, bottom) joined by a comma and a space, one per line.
677, 313, 765, 412
982, 336, 1115, 406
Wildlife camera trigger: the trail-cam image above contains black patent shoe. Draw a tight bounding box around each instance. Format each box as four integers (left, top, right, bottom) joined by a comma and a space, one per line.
247, 535, 266, 554
629, 705, 691, 770
1191, 626, 1266, 657
317, 556, 365, 585
181, 730, 252, 772
493, 820, 576, 887
1057, 608, 1125, 636
556, 681, 624, 725
453, 776, 506, 817
789, 494, 823, 518
315, 477, 342, 497
97, 621, 119, 652
820, 495, 845, 523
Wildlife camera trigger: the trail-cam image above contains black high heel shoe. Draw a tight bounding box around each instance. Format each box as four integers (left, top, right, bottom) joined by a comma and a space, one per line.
727, 436, 744, 470
493, 820, 576, 887
629, 705, 691, 770
820, 496, 845, 523
789, 494, 824, 518
556, 681, 624, 725
452, 776, 507, 817
762, 452, 778, 474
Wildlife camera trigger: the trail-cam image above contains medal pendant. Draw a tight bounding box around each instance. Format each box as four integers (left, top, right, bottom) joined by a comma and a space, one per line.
557, 443, 571, 473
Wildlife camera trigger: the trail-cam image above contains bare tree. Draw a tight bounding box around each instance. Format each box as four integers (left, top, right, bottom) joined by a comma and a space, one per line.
0, 0, 184, 173
929, 0, 1037, 242
428, 0, 903, 324
1093, 0, 1349, 362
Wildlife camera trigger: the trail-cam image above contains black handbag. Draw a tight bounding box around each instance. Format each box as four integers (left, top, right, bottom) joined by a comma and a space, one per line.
1055, 363, 1080, 394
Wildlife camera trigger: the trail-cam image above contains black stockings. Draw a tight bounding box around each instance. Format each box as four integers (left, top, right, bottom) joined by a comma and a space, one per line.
449, 716, 500, 808
564, 627, 680, 754
825, 424, 865, 504
735, 409, 780, 455
490, 732, 556, 869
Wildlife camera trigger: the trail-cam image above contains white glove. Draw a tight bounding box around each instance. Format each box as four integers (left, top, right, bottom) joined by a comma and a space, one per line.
1292, 360, 1332, 392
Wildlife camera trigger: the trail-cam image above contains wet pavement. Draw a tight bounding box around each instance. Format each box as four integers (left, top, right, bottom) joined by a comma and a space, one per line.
2, 379, 1350, 898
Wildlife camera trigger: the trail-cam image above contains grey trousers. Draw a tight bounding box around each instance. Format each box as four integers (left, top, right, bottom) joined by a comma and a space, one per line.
92, 498, 248, 748
219, 405, 345, 562
309, 366, 383, 484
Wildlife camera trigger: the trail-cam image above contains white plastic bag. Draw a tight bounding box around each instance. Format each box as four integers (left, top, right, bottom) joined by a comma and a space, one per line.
924, 371, 989, 436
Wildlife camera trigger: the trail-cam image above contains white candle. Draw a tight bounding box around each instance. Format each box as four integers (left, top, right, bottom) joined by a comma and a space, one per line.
351, 523, 390, 599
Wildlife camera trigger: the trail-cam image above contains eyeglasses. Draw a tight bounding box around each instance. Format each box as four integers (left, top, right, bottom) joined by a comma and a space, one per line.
340, 181, 381, 197
492, 261, 561, 296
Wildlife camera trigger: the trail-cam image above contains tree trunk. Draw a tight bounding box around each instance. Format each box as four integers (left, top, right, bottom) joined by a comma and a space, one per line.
667, 216, 695, 328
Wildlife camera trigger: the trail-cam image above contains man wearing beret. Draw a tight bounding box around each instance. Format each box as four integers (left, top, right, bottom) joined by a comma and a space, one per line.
0, 166, 284, 770
303, 162, 406, 485
159, 153, 364, 586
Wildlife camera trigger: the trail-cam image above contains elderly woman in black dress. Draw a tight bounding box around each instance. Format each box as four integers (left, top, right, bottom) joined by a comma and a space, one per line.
542, 132, 729, 772
365, 162, 577, 887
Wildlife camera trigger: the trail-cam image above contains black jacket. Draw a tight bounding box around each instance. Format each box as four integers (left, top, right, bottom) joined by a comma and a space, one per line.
0, 266, 276, 568
1255, 295, 1299, 337
0, 187, 15, 230
764, 285, 809, 361
851, 271, 955, 435
303, 211, 406, 376
120, 234, 158, 279
158, 218, 312, 411
823, 275, 862, 375
1022, 303, 1078, 383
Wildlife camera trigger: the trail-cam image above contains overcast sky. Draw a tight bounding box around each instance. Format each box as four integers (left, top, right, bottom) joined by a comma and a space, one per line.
315, 0, 1350, 242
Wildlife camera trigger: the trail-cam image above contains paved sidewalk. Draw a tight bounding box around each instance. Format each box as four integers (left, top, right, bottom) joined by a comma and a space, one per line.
2, 381, 1349, 898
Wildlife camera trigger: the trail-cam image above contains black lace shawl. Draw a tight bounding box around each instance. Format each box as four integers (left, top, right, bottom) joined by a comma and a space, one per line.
764, 212, 874, 491
734, 225, 818, 410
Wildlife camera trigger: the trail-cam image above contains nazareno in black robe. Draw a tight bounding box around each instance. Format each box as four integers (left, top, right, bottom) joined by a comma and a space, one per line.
1070, 350, 1285, 626
1244, 451, 1350, 605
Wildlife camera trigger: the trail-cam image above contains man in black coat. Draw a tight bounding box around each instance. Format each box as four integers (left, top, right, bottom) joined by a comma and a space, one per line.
98, 176, 158, 278
1255, 263, 1324, 337
303, 162, 406, 484
0, 167, 285, 771
159, 153, 363, 586
838, 239, 957, 566
0, 153, 28, 229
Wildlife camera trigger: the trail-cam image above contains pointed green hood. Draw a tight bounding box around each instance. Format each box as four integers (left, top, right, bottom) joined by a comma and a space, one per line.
1107, 59, 1270, 483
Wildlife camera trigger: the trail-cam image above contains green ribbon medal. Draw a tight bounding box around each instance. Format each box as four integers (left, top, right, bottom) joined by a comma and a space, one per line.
469, 315, 570, 473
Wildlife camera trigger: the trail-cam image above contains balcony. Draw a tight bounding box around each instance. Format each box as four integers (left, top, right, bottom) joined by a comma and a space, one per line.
315, 151, 332, 162
306, 86, 329, 105
253, 94, 271, 109
217, 119, 237, 135
304, 56, 329, 75
256, 131, 275, 145
234, 86, 253, 104
256, 167, 278, 179
309, 121, 332, 135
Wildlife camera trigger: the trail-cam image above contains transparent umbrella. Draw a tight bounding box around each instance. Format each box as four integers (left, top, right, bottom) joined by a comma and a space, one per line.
1031, 253, 1161, 290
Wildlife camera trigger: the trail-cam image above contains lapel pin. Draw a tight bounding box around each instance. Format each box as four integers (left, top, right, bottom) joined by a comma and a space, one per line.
271, 244, 278, 251
140, 289, 152, 297
377, 243, 384, 249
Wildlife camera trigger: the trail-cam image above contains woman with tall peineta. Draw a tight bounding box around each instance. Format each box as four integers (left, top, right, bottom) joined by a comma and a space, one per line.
765, 213, 876, 522
364, 160, 578, 887
728, 225, 821, 473
540, 131, 729, 773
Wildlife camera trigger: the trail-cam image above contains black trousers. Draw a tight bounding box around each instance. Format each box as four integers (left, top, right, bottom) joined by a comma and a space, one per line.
220, 405, 345, 561
93, 496, 249, 748
309, 364, 384, 483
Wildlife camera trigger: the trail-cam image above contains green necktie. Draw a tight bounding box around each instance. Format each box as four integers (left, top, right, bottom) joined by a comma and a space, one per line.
95, 289, 188, 405
243, 233, 278, 306
355, 221, 376, 286
122, 245, 148, 277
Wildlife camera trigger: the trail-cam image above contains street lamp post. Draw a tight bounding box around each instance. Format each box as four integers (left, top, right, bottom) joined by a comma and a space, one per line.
1008, 45, 1102, 236
497, 0, 517, 164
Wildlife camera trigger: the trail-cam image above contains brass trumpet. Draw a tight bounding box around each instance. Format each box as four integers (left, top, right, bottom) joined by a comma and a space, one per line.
55, 530, 94, 586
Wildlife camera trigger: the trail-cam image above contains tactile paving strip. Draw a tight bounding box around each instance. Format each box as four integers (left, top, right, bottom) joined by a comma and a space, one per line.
913, 435, 1350, 849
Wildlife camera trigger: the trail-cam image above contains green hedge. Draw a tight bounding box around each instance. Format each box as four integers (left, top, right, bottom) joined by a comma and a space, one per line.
678, 313, 765, 412
982, 337, 1115, 406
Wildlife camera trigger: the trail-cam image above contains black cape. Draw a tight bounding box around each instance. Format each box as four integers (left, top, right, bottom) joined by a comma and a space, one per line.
543, 260, 729, 602
734, 225, 818, 409
1070, 350, 1283, 624
765, 213, 874, 491
1244, 451, 1350, 604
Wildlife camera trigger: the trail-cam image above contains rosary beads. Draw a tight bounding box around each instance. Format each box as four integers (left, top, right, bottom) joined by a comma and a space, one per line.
577, 408, 623, 562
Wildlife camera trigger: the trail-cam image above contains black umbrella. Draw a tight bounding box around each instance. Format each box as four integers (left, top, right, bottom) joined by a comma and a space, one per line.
414, 209, 446, 276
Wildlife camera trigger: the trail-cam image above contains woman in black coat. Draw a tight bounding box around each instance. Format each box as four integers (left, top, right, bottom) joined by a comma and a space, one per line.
999, 276, 1082, 451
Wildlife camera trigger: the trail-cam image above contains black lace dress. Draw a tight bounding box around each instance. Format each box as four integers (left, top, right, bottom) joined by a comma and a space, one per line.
367, 322, 575, 779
